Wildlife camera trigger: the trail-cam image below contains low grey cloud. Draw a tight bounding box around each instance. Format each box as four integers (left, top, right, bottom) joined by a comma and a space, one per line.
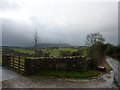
1, 1, 118, 46
0, 0, 21, 11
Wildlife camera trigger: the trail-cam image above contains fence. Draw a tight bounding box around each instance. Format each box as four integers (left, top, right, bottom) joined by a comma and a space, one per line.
2, 55, 25, 74
2, 55, 89, 75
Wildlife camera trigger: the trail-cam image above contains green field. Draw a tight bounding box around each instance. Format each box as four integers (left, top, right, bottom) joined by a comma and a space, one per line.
45, 48, 78, 56
12, 48, 35, 54
11, 47, 80, 57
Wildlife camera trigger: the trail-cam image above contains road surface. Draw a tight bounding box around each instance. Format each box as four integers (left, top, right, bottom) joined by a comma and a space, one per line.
0, 66, 20, 82
106, 57, 120, 88
1, 57, 119, 88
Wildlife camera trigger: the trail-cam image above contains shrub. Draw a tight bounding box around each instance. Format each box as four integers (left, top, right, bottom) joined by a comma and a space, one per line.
106, 44, 120, 59
88, 43, 106, 69
59, 51, 71, 56
71, 49, 83, 56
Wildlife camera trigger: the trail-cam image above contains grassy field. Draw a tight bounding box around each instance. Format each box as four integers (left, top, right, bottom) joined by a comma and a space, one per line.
12, 48, 35, 54
36, 70, 101, 78
11, 47, 79, 57
46, 48, 78, 57
82, 48, 88, 56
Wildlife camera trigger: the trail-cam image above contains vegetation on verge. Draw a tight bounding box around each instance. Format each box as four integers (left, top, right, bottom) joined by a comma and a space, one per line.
106, 44, 120, 62
0, 47, 2, 65
36, 70, 101, 78
100, 58, 112, 71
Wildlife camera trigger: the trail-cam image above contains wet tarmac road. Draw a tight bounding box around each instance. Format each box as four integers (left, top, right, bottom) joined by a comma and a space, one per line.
106, 57, 120, 88
1, 57, 120, 88
0, 66, 20, 82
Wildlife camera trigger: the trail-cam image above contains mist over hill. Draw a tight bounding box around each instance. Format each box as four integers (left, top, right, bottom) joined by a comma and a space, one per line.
2, 43, 73, 48
36, 43, 72, 48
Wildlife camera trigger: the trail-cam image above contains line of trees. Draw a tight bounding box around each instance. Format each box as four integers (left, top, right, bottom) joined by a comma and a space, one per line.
105, 44, 120, 60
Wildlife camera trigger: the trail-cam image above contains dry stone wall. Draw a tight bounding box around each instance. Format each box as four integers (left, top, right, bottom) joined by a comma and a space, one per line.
25, 56, 88, 75
3, 55, 89, 75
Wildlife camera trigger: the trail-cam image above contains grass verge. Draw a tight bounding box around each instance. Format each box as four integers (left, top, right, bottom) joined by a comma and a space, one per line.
100, 59, 112, 71
112, 57, 120, 62
36, 70, 101, 78
0, 57, 2, 65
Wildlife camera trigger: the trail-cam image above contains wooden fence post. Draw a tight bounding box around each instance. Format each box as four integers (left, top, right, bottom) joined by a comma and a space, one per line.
7, 55, 11, 68
2, 55, 11, 68
24, 58, 31, 75
18, 57, 20, 73
2, 55, 6, 66
12, 56, 14, 69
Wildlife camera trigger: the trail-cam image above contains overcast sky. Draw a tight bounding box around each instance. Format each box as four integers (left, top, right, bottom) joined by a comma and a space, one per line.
0, 0, 119, 46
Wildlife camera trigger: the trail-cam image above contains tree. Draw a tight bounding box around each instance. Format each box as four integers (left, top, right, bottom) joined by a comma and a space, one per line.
85, 33, 106, 69
34, 27, 38, 56
85, 32, 105, 46
88, 43, 107, 69
106, 44, 120, 59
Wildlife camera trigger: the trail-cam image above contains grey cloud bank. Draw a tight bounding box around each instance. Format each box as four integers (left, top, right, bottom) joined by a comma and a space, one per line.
1, 0, 118, 46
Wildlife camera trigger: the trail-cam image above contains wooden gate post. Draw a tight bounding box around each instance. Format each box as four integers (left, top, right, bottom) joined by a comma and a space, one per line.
6, 55, 11, 68
24, 58, 31, 75
2, 55, 6, 66
18, 57, 21, 73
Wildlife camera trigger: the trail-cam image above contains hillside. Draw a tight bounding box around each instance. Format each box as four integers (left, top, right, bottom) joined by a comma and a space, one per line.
35, 43, 72, 48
